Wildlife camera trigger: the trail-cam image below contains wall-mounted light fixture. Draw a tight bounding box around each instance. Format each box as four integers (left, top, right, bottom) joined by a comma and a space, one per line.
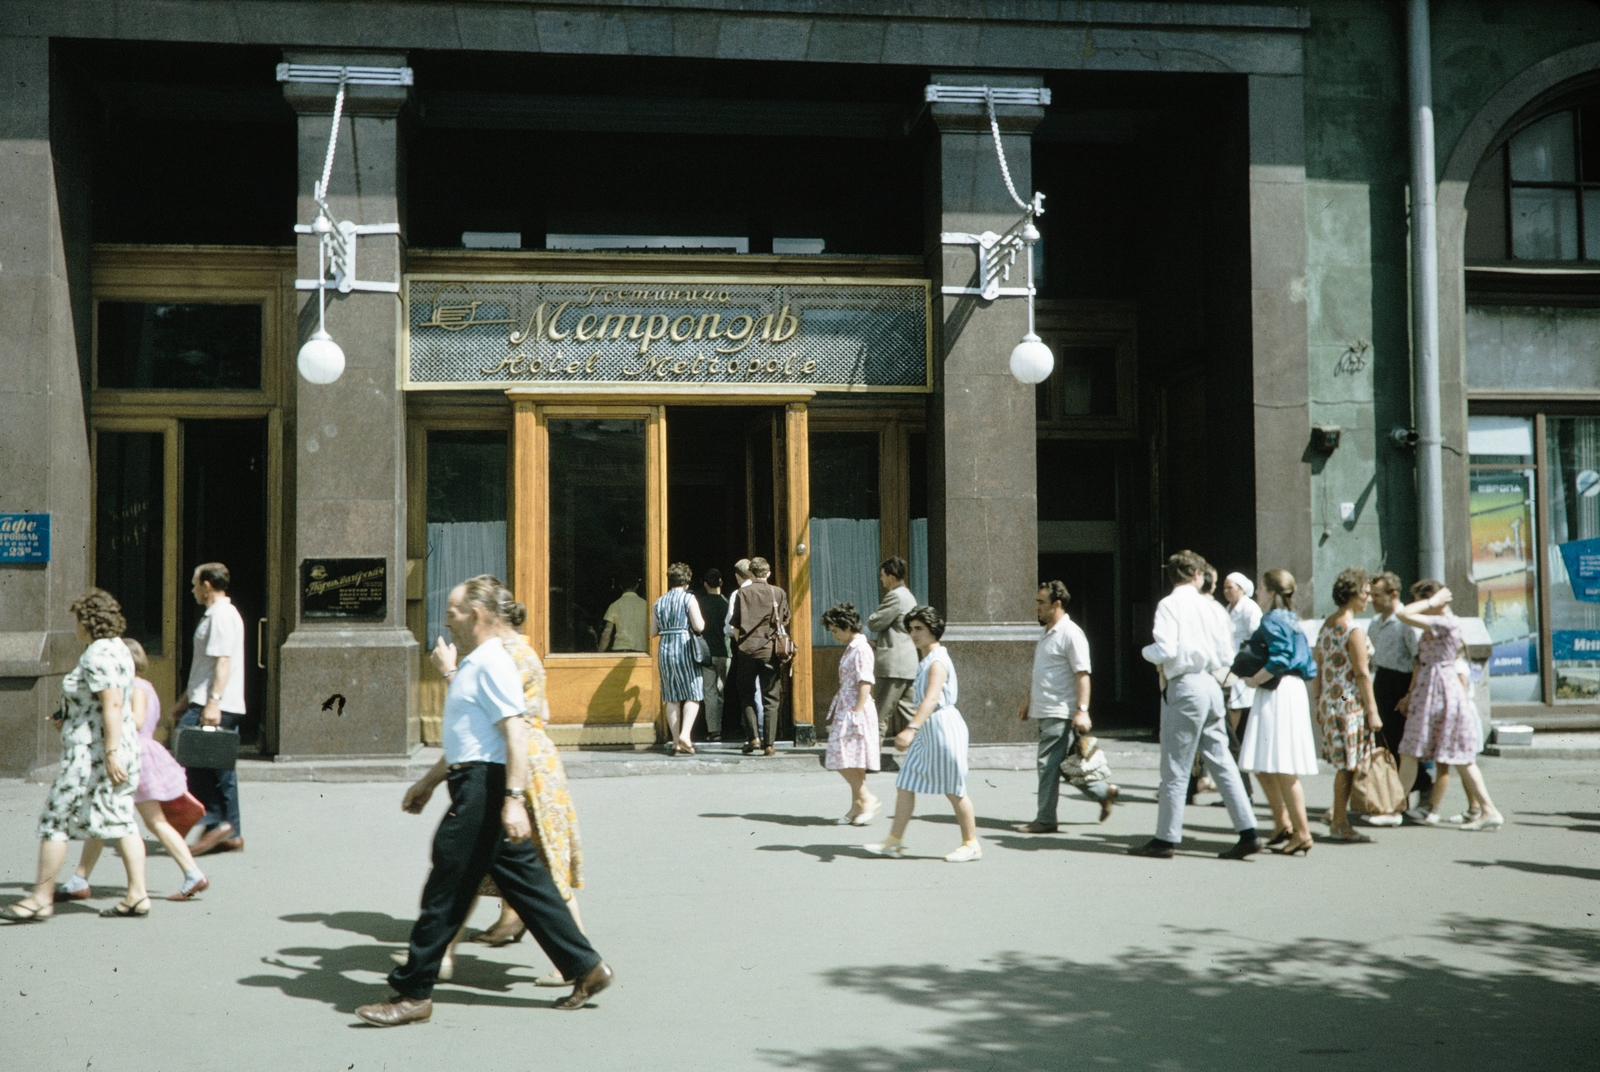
277, 63, 412, 385
1310, 425, 1343, 454
928, 84, 1054, 385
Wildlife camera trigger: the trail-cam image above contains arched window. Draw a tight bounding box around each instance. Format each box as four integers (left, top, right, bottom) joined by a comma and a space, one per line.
1503, 105, 1600, 260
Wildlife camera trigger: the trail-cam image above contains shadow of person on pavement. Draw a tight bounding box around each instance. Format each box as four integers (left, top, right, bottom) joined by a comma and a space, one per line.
243, 912, 554, 1013
1459, 858, 1600, 882
700, 812, 844, 828
755, 843, 883, 863
765, 917, 1600, 1072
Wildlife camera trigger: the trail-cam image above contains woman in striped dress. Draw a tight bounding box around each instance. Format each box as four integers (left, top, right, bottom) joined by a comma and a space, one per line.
651, 562, 706, 755
865, 606, 981, 863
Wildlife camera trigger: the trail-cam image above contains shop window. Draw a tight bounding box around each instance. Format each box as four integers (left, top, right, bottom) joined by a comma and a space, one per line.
95, 431, 166, 654
1547, 416, 1600, 701
809, 433, 881, 647
1468, 417, 1542, 703
96, 302, 262, 390
424, 431, 507, 651
908, 431, 929, 604
548, 420, 647, 654
1505, 106, 1600, 261
1033, 302, 1137, 436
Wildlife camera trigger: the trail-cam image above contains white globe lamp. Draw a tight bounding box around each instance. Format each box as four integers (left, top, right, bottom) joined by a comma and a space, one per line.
297, 329, 346, 385
1009, 332, 1054, 385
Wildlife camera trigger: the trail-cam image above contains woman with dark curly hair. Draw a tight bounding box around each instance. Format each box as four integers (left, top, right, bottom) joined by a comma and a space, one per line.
2, 589, 150, 921
821, 602, 881, 824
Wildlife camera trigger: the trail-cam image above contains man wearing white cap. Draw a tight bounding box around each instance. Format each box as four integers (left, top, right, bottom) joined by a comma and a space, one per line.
1220, 572, 1262, 800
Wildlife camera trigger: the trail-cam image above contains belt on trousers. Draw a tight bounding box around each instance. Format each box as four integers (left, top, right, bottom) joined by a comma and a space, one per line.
448, 761, 499, 770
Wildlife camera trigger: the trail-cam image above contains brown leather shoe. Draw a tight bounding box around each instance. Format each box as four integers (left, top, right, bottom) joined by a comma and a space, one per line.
190, 823, 235, 856
1014, 821, 1058, 834
212, 837, 244, 854
552, 961, 613, 1010
1099, 784, 1120, 823
355, 995, 432, 1027
762, 746, 776, 756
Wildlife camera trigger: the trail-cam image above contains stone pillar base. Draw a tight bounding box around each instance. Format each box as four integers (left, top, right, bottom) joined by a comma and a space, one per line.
277, 628, 419, 759
940, 622, 1043, 744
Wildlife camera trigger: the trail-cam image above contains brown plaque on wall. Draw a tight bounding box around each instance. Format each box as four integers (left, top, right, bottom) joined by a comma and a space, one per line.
301, 558, 387, 619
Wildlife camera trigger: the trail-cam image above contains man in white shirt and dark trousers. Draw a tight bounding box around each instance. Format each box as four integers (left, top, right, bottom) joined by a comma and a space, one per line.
358, 578, 611, 1027
1368, 571, 1430, 800
1017, 581, 1116, 831
180, 563, 248, 856
1133, 551, 1260, 860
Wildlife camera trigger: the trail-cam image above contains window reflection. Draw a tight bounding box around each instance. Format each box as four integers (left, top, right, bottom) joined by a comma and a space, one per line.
1547, 417, 1600, 701
97, 302, 263, 390
548, 419, 647, 653
96, 432, 165, 654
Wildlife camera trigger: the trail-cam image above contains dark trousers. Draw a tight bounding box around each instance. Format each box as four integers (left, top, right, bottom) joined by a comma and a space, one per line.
732, 651, 782, 746
389, 762, 600, 1001
178, 704, 243, 836
1374, 666, 1432, 795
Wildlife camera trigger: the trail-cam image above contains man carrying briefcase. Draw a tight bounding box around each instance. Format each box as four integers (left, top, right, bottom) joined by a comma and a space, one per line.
179, 562, 247, 856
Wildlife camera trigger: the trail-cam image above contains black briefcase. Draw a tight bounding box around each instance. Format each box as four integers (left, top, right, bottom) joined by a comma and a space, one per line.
172, 725, 241, 771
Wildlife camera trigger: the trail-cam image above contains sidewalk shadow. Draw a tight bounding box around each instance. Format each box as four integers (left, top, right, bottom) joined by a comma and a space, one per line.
700, 812, 841, 828
244, 912, 554, 1014
1460, 859, 1600, 882
756, 843, 882, 863
766, 917, 1600, 1072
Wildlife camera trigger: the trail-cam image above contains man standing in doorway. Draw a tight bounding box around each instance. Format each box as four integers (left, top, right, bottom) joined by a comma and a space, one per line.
1133, 550, 1259, 860
696, 569, 730, 742
730, 557, 789, 756
1017, 581, 1116, 831
867, 556, 918, 740
181, 562, 247, 856
598, 578, 648, 652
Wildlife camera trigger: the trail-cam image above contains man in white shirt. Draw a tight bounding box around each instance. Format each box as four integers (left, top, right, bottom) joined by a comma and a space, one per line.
1017, 581, 1117, 831
1133, 550, 1259, 860
180, 563, 248, 857
360, 578, 611, 1027
1368, 571, 1430, 799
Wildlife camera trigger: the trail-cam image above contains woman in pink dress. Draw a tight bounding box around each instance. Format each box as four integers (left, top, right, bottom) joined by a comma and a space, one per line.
59, 639, 211, 902
822, 603, 881, 825
1396, 582, 1504, 830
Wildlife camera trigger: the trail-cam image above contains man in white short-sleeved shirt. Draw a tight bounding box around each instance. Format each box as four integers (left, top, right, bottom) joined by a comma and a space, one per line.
365, 580, 611, 1028
181, 562, 248, 861
1017, 581, 1116, 831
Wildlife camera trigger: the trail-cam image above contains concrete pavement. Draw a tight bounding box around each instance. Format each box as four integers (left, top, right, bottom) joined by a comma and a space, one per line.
1, 756, 1595, 1072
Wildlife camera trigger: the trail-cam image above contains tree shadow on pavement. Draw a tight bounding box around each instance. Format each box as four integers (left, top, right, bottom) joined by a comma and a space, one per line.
766, 916, 1600, 1072
241, 912, 552, 1014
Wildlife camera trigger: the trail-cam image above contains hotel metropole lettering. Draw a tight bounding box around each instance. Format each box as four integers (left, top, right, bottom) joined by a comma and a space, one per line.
403, 277, 931, 391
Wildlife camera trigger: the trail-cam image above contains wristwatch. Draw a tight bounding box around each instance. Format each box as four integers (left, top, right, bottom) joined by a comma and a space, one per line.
504, 788, 526, 799
208, 692, 222, 702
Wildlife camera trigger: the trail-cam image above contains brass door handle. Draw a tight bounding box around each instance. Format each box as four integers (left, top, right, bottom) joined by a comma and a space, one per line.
257, 618, 268, 669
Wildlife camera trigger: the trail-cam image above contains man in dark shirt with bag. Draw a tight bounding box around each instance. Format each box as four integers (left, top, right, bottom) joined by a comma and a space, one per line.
729, 557, 790, 756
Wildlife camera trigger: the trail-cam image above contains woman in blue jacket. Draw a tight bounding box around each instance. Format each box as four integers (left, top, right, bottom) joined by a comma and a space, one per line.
1236, 569, 1320, 855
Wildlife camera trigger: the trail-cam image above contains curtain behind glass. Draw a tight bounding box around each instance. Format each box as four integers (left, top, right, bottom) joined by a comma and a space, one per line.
810, 518, 881, 646
910, 518, 929, 606
425, 522, 508, 648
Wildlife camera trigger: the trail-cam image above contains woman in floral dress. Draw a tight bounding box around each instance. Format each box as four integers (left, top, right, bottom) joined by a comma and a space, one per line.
1312, 567, 1385, 842
2, 590, 150, 922
821, 602, 880, 825
1396, 581, 1504, 830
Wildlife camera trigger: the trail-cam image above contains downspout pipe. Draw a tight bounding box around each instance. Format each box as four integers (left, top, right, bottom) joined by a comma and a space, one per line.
1408, 0, 1447, 582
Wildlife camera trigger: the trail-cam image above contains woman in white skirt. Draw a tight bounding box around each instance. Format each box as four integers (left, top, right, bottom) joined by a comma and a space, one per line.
865, 606, 980, 863
1236, 569, 1321, 856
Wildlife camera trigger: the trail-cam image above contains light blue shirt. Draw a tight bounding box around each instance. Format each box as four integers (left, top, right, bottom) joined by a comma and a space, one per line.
441, 637, 526, 765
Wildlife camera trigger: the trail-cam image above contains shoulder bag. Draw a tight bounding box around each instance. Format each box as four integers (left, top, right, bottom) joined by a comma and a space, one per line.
689, 627, 713, 669
1349, 736, 1407, 816
772, 616, 797, 665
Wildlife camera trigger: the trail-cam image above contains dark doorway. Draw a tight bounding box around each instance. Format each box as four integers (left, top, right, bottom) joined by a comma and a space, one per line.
665, 406, 783, 741
180, 419, 269, 748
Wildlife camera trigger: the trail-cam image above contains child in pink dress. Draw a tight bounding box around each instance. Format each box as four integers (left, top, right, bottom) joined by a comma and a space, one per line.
822, 603, 881, 825
56, 640, 211, 902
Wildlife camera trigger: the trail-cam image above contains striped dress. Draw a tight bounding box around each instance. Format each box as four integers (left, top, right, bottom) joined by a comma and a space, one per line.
895, 646, 968, 797
654, 587, 704, 703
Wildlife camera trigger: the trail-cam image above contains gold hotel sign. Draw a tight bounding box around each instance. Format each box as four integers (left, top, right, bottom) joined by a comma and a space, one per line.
402, 276, 931, 392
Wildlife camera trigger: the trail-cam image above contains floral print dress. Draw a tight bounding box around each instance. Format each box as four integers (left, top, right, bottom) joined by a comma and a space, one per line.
38, 638, 140, 841
478, 635, 584, 901
1314, 618, 1376, 771
824, 634, 879, 771
1398, 612, 1481, 766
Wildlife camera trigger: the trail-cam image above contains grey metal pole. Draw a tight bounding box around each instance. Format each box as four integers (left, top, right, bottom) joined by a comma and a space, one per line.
1408, 0, 1446, 582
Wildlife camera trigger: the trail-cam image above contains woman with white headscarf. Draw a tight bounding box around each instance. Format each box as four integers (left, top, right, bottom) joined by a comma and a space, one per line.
1221, 572, 1263, 801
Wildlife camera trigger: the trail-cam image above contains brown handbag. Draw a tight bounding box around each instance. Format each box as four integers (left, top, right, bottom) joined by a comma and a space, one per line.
772, 617, 797, 664
1350, 737, 1407, 816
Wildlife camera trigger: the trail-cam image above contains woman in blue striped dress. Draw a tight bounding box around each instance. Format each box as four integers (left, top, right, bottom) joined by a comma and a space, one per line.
651, 562, 706, 755
865, 606, 981, 863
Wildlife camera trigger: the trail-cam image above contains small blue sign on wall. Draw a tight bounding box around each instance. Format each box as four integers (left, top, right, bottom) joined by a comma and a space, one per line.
0, 513, 50, 563
1558, 536, 1600, 603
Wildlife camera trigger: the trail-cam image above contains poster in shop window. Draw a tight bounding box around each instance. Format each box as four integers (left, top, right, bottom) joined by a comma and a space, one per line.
1469, 471, 1538, 677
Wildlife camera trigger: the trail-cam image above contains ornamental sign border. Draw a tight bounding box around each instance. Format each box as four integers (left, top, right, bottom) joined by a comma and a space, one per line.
400, 273, 933, 393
